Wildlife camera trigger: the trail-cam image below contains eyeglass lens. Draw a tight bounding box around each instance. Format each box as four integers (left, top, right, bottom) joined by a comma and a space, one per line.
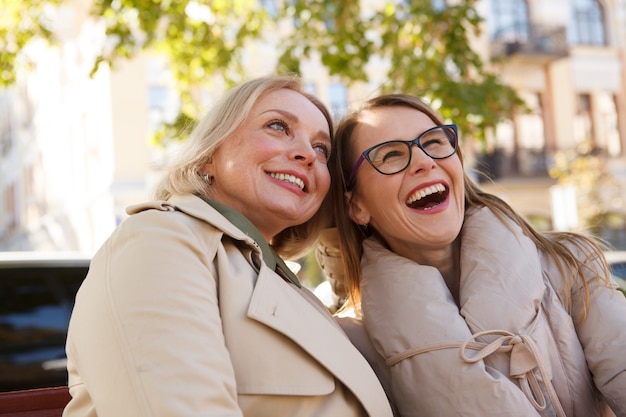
367, 125, 457, 175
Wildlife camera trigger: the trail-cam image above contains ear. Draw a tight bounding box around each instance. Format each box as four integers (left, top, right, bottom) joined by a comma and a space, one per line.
200, 159, 213, 175
345, 190, 370, 225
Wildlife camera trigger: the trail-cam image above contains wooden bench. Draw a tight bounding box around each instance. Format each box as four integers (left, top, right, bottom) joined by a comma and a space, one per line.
0, 387, 70, 417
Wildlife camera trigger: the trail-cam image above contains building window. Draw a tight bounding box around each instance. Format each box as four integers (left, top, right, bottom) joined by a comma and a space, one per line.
0, 96, 13, 157
574, 93, 593, 146
517, 92, 547, 176
596, 92, 620, 156
2, 183, 17, 236
327, 82, 348, 121
569, 0, 606, 45
490, 0, 529, 42
517, 92, 545, 150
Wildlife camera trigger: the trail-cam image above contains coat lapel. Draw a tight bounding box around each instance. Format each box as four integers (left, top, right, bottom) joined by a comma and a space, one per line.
155, 194, 392, 416
248, 264, 393, 417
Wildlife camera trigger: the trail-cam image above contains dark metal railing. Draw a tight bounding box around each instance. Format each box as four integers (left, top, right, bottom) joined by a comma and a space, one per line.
491, 24, 569, 58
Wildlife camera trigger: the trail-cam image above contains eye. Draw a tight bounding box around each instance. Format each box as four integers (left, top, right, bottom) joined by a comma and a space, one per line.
420, 129, 453, 150
370, 142, 408, 165
267, 119, 290, 135
313, 143, 331, 163
381, 149, 405, 162
421, 137, 446, 148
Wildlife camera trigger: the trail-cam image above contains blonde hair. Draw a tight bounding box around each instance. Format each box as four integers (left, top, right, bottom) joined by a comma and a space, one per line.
154, 75, 334, 259
331, 93, 611, 322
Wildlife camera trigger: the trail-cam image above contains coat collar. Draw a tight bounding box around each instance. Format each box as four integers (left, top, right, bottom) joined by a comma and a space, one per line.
127, 194, 251, 242
128, 194, 393, 416
248, 263, 394, 417
128, 194, 300, 287
195, 194, 300, 287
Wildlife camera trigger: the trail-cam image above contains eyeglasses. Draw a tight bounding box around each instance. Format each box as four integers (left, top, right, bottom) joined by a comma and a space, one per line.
347, 124, 458, 187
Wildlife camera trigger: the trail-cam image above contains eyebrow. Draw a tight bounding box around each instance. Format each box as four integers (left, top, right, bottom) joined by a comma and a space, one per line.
262, 109, 331, 143
261, 108, 298, 122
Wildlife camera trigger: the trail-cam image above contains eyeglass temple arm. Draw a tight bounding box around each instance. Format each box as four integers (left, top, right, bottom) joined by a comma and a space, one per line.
347, 155, 366, 187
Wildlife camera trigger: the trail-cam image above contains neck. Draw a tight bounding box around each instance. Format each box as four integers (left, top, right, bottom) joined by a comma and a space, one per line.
382, 232, 462, 304
438, 245, 461, 305
407, 239, 461, 305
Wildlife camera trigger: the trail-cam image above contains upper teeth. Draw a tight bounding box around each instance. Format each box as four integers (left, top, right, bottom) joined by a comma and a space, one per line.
406, 183, 445, 204
269, 173, 305, 190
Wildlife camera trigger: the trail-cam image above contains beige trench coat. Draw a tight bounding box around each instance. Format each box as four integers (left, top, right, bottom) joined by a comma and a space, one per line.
63, 194, 393, 417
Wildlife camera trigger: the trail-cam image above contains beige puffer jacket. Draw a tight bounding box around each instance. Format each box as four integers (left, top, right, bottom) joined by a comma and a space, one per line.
355, 207, 626, 417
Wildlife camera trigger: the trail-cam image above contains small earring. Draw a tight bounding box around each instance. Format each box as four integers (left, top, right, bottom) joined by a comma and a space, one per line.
359, 218, 368, 229
202, 173, 213, 185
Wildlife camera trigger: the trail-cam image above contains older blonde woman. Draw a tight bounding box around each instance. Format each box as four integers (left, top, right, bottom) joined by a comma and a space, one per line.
62, 76, 393, 417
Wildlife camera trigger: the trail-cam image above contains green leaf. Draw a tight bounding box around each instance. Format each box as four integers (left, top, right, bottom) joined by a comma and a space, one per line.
3, 0, 523, 145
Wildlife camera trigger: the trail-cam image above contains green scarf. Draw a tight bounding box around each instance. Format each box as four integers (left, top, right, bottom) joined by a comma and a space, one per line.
198, 196, 301, 288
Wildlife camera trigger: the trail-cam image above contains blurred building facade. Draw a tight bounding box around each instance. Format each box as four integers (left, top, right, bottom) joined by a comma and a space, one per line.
1, 0, 626, 252
0, 0, 157, 253
475, 0, 626, 231
0, 0, 114, 252
481, 0, 626, 177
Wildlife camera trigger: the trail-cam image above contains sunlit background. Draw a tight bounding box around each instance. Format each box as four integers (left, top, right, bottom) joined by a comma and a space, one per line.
2, 0, 626, 288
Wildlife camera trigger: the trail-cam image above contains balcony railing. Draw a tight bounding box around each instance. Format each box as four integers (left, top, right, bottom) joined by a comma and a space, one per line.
491, 24, 569, 61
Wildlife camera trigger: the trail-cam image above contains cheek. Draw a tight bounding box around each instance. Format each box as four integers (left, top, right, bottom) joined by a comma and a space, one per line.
317, 165, 331, 193
443, 156, 464, 182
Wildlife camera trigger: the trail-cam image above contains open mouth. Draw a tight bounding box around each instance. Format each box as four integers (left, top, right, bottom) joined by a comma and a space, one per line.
406, 183, 448, 210
269, 172, 306, 191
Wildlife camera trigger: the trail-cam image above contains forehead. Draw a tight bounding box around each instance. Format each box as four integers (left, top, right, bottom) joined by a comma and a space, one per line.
353, 106, 437, 149
255, 88, 304, 107
250, 88, 329, 133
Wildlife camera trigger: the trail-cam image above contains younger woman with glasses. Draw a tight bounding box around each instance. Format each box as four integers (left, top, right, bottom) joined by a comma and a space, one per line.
326, 93, 626, 416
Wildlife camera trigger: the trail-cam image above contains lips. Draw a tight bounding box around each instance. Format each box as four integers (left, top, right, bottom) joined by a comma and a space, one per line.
269, 172, 306, 191
406, 183, 448, 210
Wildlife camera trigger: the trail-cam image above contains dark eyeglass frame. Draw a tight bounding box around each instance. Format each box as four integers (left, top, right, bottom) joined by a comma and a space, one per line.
347, 124, 458, 187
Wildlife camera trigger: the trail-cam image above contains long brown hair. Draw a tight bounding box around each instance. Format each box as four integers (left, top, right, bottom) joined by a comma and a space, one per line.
330, 93, 611, 321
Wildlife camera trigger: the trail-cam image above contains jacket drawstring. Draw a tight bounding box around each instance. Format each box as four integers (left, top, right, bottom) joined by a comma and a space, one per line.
460, 329, 566, 417
384, 309, 566, 417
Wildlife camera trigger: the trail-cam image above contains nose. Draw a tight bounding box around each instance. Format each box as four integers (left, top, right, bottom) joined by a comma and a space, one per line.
408, 143, 436, 172
291, 137, 317, 166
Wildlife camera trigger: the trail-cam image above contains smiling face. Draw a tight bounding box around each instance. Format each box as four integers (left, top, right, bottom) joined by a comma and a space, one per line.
347, 106, 465, 263
206, 88, 332, 241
